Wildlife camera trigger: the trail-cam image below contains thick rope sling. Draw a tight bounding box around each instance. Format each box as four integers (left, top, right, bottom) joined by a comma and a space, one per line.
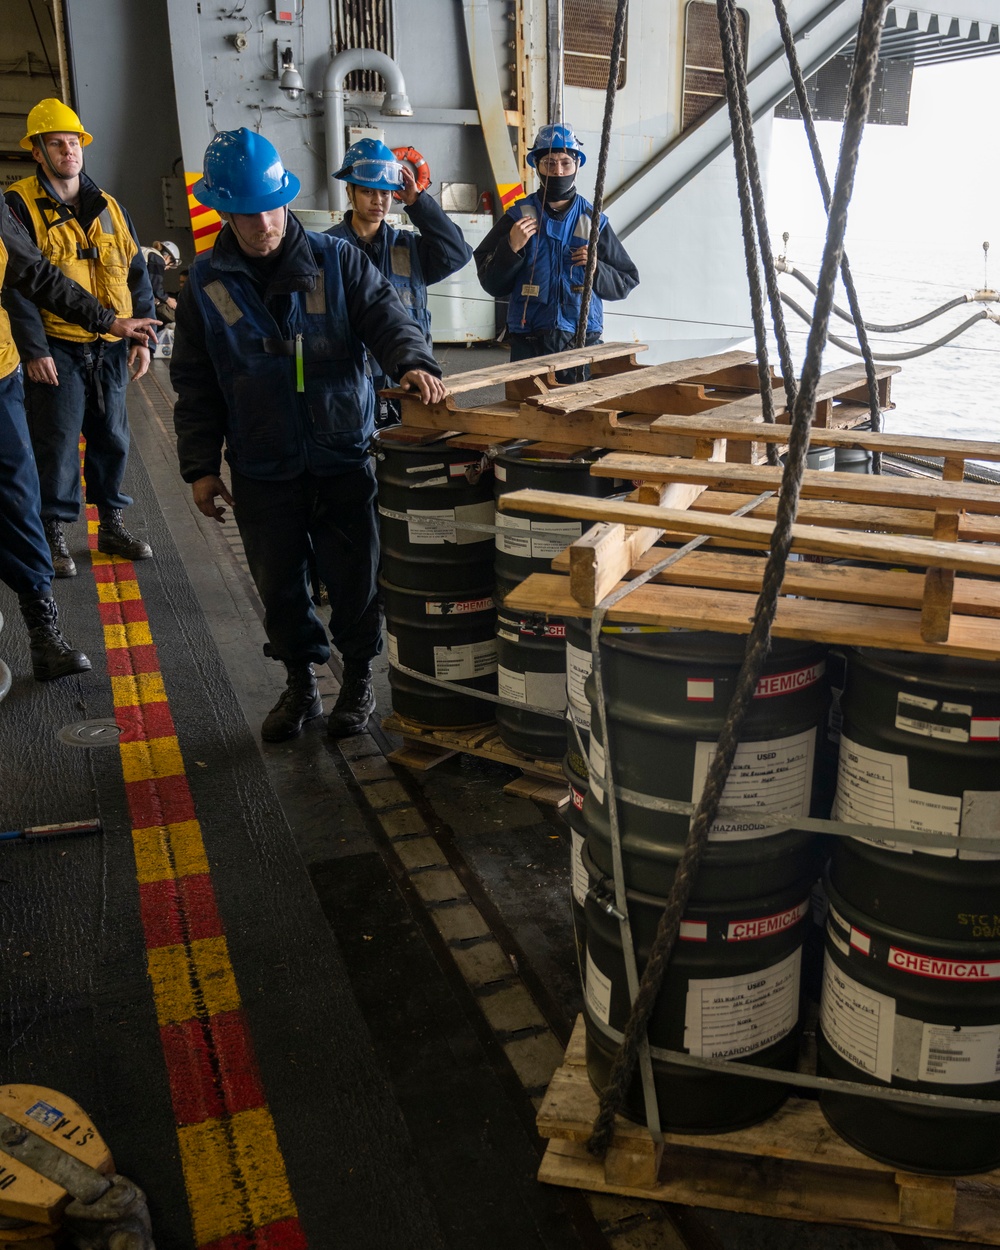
772, 0, 884, 470
586, 0, 891, 1159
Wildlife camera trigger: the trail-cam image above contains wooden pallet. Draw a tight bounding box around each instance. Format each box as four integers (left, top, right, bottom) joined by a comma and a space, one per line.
388, 343, 892, 465
536, 1017, 1000, 1245
381, 713, 568, 807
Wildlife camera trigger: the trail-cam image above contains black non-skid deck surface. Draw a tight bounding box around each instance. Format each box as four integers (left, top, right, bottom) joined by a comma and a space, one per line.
0, 446, 448, 1247
0, 373, 598, 1250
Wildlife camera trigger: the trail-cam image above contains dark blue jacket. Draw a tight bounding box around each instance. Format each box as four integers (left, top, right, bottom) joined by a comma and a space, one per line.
474, 189, 638, 338
171, 213, 440, 482
328, 193, 470, 386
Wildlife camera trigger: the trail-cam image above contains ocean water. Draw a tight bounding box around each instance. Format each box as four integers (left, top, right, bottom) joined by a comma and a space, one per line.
763, 234, 1000, 448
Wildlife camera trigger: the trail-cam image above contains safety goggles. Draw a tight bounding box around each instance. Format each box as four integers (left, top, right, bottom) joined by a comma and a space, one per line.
347, 158, 403, 188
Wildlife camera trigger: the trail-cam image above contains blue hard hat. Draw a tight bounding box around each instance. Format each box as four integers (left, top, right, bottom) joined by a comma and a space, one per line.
527, 123, 586, 168
334, 138, 403, 190
193, 128, 300, 214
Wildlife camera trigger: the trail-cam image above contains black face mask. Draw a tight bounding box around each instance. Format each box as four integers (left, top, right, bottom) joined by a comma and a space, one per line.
539, 172, 577, 201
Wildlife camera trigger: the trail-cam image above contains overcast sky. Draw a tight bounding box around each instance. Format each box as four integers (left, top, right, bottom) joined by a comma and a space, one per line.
768, 55, 1000, 250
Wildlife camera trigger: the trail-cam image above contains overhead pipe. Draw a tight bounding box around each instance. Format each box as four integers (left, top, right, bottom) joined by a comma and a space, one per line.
323, 48, 412, 210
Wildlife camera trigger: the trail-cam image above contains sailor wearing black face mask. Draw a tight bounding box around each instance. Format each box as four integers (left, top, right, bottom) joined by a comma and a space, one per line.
473, 123, 638, 381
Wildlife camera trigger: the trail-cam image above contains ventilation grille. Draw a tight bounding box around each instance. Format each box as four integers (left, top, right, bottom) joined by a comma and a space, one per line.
335, 0, 395, 93
564, 0, 627, 91
682, 1, 748, 131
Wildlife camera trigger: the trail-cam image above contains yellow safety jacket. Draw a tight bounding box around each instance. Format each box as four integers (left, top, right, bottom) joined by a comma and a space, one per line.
0, 238, 20, 380
7, 175, 135, 342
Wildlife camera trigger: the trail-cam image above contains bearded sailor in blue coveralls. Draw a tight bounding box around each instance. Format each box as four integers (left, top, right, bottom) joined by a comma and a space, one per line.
473, 124, 638, 381
328, 139, 472, 427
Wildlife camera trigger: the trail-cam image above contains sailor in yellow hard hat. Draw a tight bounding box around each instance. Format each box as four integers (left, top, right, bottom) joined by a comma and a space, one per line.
4, 98, 158, 578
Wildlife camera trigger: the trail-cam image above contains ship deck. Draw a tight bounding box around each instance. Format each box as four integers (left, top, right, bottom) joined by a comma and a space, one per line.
0, 354, 983, 1250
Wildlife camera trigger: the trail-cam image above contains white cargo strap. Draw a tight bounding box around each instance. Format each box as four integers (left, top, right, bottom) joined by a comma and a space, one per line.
584, 1011, 1000, 1115
387, 658, 566, 719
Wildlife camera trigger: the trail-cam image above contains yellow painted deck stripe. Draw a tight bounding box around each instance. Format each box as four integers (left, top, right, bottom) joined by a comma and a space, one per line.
110, 672, 167, 706
132, 820, 210, 885
178, 1107, 297, 1244
146, 936, 242, 1026
119, 736, 185, 784
103, 620, 154, 650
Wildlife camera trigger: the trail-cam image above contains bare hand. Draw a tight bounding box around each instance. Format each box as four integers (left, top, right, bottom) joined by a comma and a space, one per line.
166, 296, 177, 310
397, 164, 420, 207
570, 245, 589, 266
192, 474, 234, 523
508, 216, 538, 254
399, 370, 447, 405
26, 356, 58, 385
128, 344, 151, 381
110, 316, 161, 345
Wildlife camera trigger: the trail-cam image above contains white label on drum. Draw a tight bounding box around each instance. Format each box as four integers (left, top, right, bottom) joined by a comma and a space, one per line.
691, 730, 815, 841
497, 665, 526, 704
588, 736, 606, 804
495, 513, 532, 556
528, 520, 582, 560
433, 639, 497, 681
820, 960, 895, 1083
525, 669, 568, 711
571, 830, 588, 907
585, 950, 612, 1026
406, 500, 494, 546
494, 462, 507, 481
683, 949, 801, 1060
405, 462, 446, 474
386, 632, 399, 666
566, 643, 592, 722
918, 1023, 1000, 1085
834, 735, 965, 856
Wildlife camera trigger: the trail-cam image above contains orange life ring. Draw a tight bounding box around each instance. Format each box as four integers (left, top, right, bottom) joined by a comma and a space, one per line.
393, 146, 431, 193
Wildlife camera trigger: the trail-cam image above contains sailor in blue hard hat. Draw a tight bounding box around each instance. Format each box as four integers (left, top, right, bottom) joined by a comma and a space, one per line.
474, 122, 638, 381
173, 128, 447, 744
329, 138, 471, 426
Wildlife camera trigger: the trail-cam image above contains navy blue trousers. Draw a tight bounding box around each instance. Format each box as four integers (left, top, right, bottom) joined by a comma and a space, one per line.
24, 336, 133, 522
0, 368, 54, 600
231, 461, 382, 668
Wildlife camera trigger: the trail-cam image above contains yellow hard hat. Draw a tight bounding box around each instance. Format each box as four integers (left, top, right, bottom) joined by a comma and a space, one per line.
20, 98, 93, 150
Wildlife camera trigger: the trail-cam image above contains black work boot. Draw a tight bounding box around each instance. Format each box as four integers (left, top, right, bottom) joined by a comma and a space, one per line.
19, 595, 92, 681
97, 508, 153, 561
261, 664, 323, 742
327, 661, 375, 738
43, 519, 77, 578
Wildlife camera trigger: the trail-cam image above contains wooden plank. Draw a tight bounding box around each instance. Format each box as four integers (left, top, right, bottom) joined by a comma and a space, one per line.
498, 490, 1000, 577
687, 491, 1000, 544
503, 573, 1000, 660
921, 455, 966, 643
400, 401, 706, 457
526, 351, 757, 414
551, 545, 1000, 618
387, 742, 458, 771
591, 454, 1000, 515
645, 414, 1000, 463
387, 341, 648, 397
704, 362, 899, 423
502, 775, 570, 808
570, 442, 725, 607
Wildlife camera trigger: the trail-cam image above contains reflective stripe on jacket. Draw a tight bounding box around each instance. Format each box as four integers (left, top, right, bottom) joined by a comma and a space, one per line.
505, 192, 606, 336
186, 232, 374, 480
7, 175, 135, 342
